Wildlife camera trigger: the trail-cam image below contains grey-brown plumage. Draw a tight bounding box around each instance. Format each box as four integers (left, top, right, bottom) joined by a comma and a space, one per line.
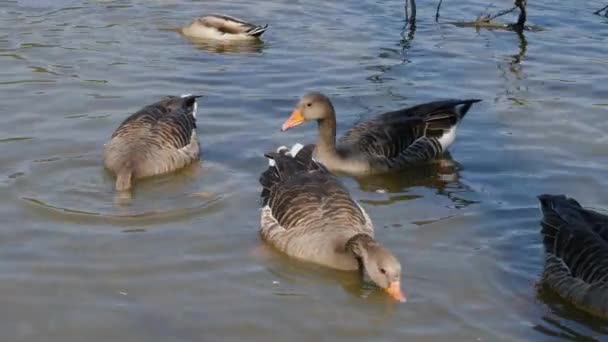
281, 92, 481, 175
103, 95, 201, 191
538, 194, 608, 319
259, 144, 405, 301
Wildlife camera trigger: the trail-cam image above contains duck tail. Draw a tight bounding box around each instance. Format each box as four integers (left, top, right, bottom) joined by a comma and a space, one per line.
454, 99, 482, 121
178, 94, 203, 119
259, 143, 318, 204
115, 169, 133, 191
538, 194, 584, 253
247, 24, 268, 37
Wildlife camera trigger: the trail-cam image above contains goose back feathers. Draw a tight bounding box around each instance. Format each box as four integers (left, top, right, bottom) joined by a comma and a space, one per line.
181, 15, 268, 41
260, 144, 371, 236
259, 144, 405, 301
339, 99, 479, 165
538, 194, 608, 319
281, 92, 481, 175
103, 95, 201, 191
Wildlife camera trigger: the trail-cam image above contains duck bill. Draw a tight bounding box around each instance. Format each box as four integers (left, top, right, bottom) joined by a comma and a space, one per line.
281, 109, 304, 131
385, 281, 406, 302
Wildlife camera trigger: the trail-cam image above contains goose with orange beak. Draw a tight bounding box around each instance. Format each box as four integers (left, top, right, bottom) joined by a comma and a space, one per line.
281, 107, 305, 131
259, 144, 406, 302
282, 92, 481, 175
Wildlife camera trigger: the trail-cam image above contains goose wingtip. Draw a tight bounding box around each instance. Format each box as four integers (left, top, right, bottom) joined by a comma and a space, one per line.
538, 194, 567, 202
180, 94, 204, 99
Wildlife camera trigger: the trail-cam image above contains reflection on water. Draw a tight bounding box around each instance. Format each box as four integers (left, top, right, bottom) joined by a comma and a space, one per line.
355, 156, 459, 193
253, 242, 406, 307
401, 0, 416, 51
497, 29, 528, 105
184, 37, 265, 54
14, 152, 235, 221
535, 285, 608, 341
355, 154, 477, 209
171, 28, 266, 54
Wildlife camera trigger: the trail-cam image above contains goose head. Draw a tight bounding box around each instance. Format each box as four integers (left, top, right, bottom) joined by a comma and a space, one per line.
282, 92, 335, 131
347, 234, 406, 302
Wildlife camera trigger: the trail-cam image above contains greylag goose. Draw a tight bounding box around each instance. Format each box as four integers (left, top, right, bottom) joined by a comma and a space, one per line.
103, 95, 201, 191
259, 143, 405, 302
180, 15, 268, 41
538, 194, 608, 319
281, 92, 481, 175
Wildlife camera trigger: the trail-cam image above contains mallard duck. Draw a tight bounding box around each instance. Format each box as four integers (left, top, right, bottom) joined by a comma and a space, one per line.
538, 194, 608, 319
180, 14, 268, 41
280, 92, 481, 175
103, 95, 201, 191
259, 143, 405, 302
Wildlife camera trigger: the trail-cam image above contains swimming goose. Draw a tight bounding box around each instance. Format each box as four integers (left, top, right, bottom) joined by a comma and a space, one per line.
281, 92, 481, 175
181, 14, 268, 41
538, 194, 608, 319
259, 143, 405, 302
103, 95, 201, 191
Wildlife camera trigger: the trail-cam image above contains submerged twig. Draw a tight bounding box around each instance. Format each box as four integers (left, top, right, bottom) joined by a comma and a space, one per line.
594, 4, 608, 16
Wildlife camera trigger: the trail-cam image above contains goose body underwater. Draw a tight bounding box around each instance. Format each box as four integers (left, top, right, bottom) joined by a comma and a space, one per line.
180, 14, 268, 41
259, 143, 405, 302
281, 92, 481, 176
538, 194, 608, 319
103, 95, 201, 191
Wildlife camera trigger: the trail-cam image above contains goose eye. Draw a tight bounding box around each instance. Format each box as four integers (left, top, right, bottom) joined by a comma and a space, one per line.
306, 103, 312, 107
380, 268, 387, 274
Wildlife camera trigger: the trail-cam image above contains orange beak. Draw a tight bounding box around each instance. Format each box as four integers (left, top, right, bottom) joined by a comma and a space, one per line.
281, 108, 305, 131
385, 281, 406, 302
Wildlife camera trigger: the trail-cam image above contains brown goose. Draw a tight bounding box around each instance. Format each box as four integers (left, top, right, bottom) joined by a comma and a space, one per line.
103, 95, 201, 191
538, 194, 608, 319
180, 15, 268, 41
281, 92, 481, 175
259, 143, 405, 302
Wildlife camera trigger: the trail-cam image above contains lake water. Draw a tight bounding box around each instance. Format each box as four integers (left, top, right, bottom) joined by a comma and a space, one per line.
1, 0, 608, 340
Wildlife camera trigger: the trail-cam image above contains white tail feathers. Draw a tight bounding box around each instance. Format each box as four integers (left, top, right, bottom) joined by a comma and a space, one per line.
266, 143, 305, 167
267, 145, 287, 166
179, 94, 198, 118
288, 143, 304, 157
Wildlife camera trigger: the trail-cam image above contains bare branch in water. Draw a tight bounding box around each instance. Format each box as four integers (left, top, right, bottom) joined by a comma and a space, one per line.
435, 0, 443, 22
594, 4, 608, 16
439, 0, 538, 33
508, 0, 527, 32
405, 0, 416, 25
487, 5, 517, 21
